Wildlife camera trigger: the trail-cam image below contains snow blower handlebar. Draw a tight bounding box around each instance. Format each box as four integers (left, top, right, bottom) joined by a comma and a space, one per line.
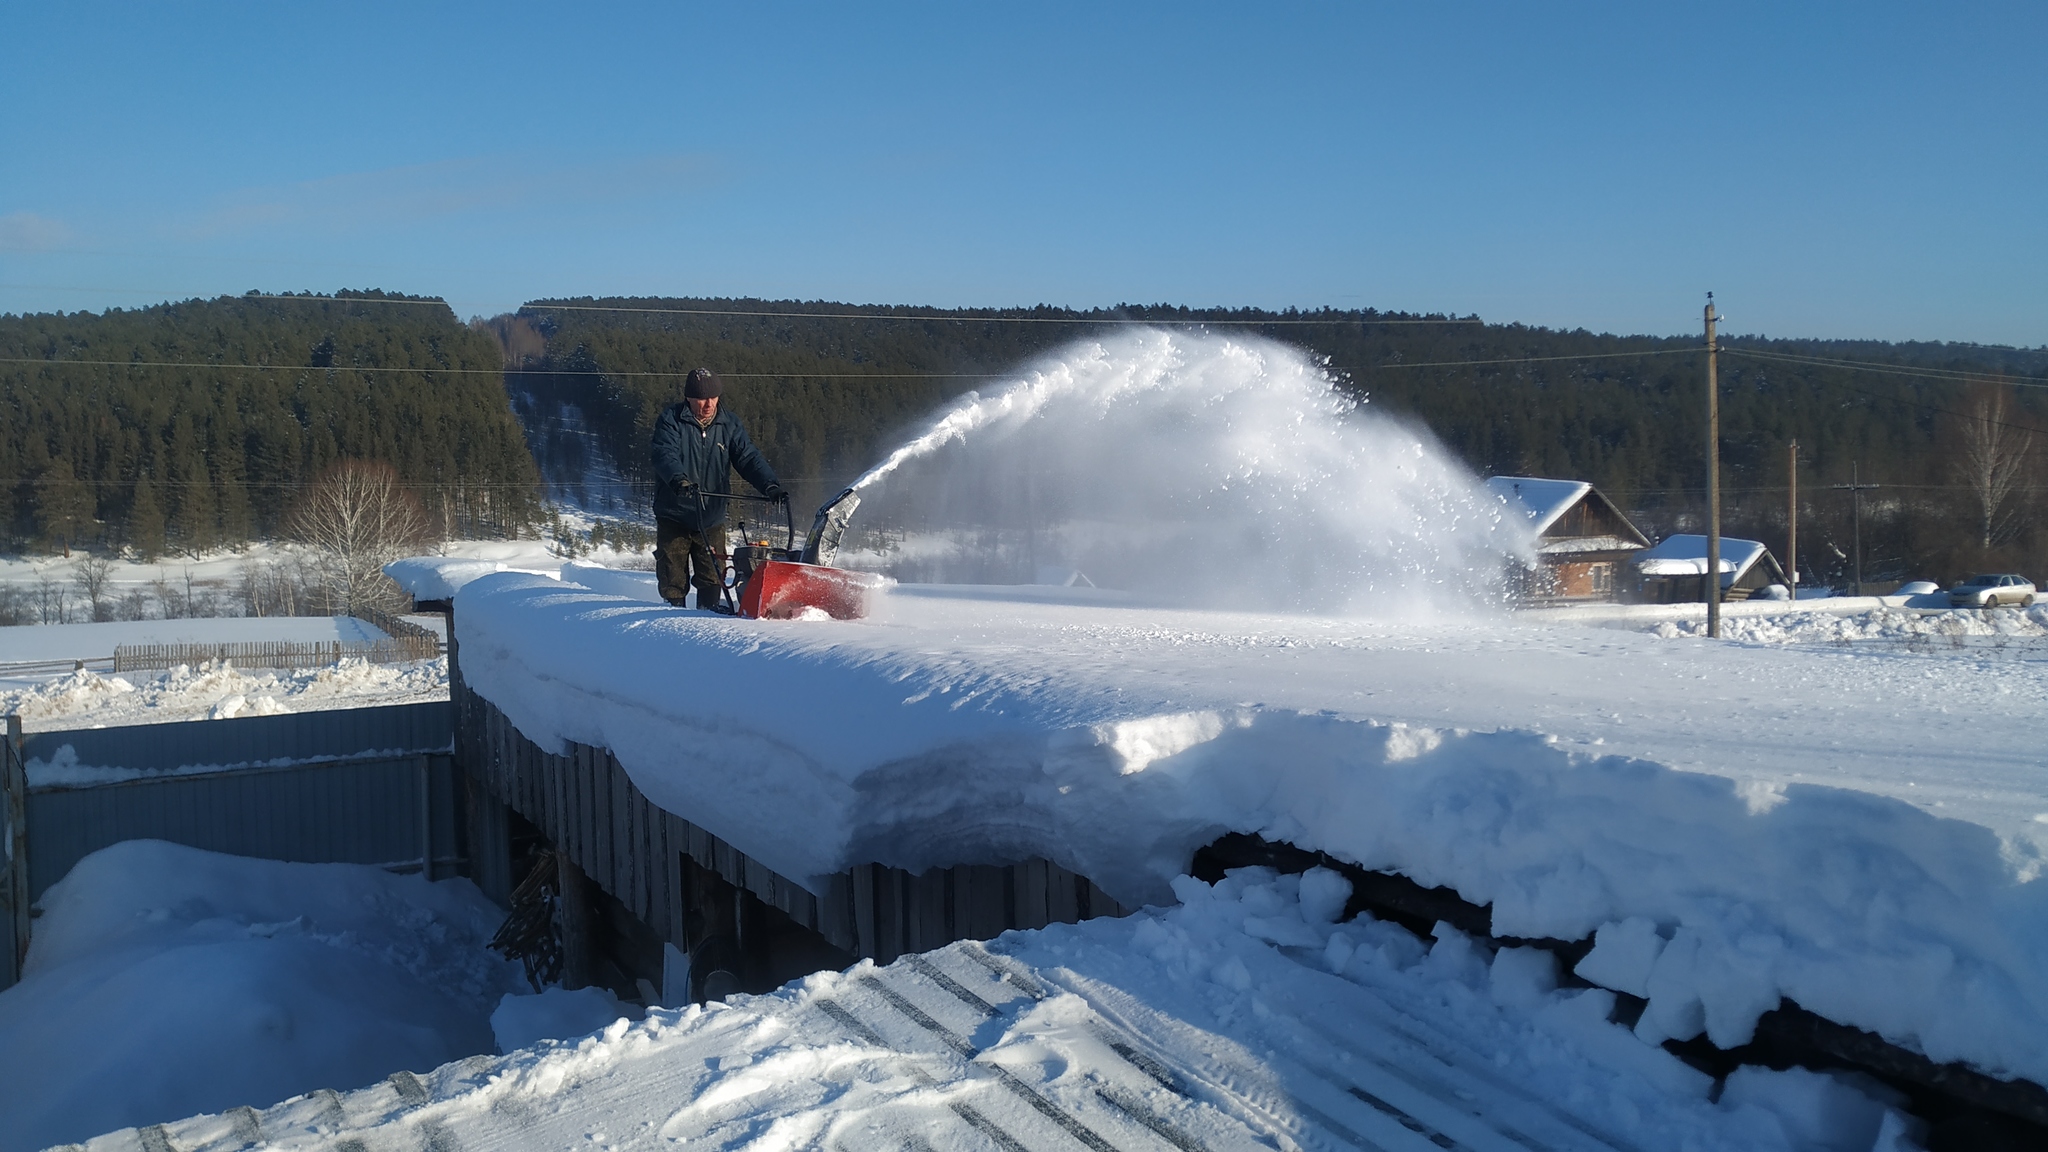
698, 489, 796, 553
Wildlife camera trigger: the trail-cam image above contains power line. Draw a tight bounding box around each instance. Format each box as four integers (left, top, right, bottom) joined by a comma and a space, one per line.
3, 345, 1704, 379
1342, 348, 1698, 371
514, 301, 1483, 325
1722, 347, 2048, 389
10, 288, 1485, 326
0, 356, 1022, 379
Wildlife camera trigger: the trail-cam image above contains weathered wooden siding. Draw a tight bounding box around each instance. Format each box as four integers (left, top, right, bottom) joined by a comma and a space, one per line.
453, 656, 1129, 963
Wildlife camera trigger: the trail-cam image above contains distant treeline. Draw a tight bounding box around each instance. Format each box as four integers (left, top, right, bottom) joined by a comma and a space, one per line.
2, 292, 543, 557
499, 297, 2048, 585
8, 290, 2044, 587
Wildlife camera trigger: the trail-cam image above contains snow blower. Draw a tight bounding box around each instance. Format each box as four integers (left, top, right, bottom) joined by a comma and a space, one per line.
720, 487, 880, 620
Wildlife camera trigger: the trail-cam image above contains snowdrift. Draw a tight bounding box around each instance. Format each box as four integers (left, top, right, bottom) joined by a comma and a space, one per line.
454, 571, 2048, 1089
0, 841, 520, 1152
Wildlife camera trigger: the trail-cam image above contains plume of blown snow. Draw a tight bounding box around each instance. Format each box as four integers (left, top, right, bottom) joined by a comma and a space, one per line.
841, 329, 1529, 616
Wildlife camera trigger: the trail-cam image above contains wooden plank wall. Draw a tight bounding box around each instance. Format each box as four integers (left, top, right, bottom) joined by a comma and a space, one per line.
453, 666, 1129, 963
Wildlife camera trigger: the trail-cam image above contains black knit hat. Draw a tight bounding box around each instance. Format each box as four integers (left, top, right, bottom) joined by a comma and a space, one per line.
684, 367, 723, 399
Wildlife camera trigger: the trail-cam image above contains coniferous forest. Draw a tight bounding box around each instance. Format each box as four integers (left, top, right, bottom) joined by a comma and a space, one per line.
1, 292, 541, 558
503, 297, 2048, 587
6, 291, 2046, 588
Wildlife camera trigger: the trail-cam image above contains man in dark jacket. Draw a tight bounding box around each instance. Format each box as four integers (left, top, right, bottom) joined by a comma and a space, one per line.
650, 368, 787, 610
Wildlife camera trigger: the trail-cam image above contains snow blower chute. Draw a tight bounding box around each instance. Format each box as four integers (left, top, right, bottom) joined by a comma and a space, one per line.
723, 487, 879, 620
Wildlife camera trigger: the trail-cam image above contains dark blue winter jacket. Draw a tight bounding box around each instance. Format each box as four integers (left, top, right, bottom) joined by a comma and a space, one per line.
649, 404, 781, 530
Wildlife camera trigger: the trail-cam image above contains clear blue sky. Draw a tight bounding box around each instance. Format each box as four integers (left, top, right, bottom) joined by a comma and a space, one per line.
2, 2, 2041, 345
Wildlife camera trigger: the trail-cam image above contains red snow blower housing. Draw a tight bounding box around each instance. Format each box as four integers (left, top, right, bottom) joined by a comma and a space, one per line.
722, 488, 878, 620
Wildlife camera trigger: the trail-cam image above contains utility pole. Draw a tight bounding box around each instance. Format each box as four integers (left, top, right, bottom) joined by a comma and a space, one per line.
1704, 296, 1722, 638
1787, 440, 1799, 596
1833, 463, 1881, 594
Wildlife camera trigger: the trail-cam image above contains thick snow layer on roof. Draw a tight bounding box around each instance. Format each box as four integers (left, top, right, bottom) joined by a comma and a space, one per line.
1635, 534, 1769, 579
456, 570, 2048, 1085
384, 557, 516, 601
1485, 475, 1590, 536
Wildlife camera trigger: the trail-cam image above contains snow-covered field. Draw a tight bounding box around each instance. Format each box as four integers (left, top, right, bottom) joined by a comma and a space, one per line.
0, 616, 390, 665
0, 537, 629, 611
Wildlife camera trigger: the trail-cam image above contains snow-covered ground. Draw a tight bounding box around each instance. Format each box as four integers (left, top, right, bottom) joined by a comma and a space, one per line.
1650, 603, 2048, 646
24, 565, 2044, 1151
0, 537, 633, 601
101, 865, 1922, 1152
0, 841, 525, 1152
1, 658, 449, 736
0, 615, 390, 668
447, 570, 2048, 1097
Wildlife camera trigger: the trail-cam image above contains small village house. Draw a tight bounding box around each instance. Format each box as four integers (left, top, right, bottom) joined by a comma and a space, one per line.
1631, 534, 1790, 603
1487, 476, 1651, 602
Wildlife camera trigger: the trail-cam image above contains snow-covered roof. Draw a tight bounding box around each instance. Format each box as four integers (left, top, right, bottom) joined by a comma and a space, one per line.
385, 557, 511, 601
1635, 534, 1770, 584
1485, 476, 1590, 536
450, 569, 2048, 1090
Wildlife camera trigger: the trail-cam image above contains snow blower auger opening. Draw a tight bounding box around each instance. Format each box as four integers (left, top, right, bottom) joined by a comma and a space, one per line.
725, 486, 880, 620
738, 559, 880, 620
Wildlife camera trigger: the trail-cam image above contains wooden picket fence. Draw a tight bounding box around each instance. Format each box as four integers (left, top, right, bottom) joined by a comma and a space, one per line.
113, 635, 441, 674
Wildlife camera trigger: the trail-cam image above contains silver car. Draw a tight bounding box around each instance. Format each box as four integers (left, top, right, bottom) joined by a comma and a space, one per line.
1948, 573, 2037, 608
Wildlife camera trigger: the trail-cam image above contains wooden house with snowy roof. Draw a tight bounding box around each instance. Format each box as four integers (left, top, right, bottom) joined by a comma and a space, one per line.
1630, 534, 1790, 603
1486, 475, 1651, 602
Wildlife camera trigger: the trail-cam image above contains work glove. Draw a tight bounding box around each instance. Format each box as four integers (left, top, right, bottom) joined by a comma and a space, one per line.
764, 484, 789, 506
668, 477, 698, 500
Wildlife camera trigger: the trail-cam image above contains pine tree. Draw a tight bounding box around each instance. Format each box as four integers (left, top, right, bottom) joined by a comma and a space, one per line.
127, 470, 166, 560
31, 459, 95, 554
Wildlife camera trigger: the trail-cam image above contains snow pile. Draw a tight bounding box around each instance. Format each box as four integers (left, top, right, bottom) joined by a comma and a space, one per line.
0, 840, 521, 1152
6, 665, 136, 713
1, 656, 449, 732
490, 986, 642, 1054
457, 571, 2048, 1089
834, 329, 1529, 614
1654, 605, 2048, 644
1149, 869, 1916, 1150
108, 867, 1918, 1152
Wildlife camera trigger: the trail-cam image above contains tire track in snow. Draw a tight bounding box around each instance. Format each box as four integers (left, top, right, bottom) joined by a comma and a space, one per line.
117, 933, 1670, 1152
956, 942, 1622, 1152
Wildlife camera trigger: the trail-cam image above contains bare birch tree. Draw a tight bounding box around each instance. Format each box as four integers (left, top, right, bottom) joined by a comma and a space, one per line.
72, 554, 114, 621
1954, 386, 2032, 550
288, 459, 430, 615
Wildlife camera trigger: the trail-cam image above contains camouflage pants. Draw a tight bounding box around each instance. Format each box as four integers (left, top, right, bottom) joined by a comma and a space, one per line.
655, 519, 727, 609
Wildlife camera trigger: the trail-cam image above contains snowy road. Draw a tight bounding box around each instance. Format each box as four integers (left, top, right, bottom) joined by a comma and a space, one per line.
97, 869, 1882, 1152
